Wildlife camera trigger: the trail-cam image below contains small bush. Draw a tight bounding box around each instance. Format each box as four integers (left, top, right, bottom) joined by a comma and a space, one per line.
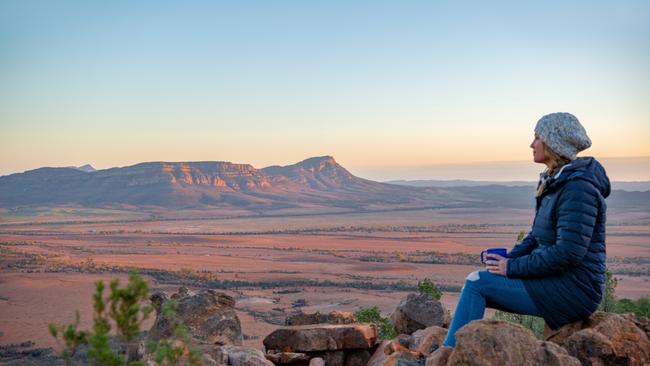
418, 278, 442, 300
354, 306, 397, 340
598, 269, 618, 312
613, 297, 650, 318
49, 271, 153, 366
493, 310, 545, 339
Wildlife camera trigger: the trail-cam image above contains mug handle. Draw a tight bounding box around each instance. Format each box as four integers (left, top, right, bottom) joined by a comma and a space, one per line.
480, 250, 487, 263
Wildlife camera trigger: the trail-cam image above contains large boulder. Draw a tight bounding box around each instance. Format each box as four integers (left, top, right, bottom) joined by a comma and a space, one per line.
263, 324, 377, 352
148, 288, 243, 346
547, 311, 650, 366
389, 293, 450, 334
442, 319, 580, 366
286, 310, 355, 326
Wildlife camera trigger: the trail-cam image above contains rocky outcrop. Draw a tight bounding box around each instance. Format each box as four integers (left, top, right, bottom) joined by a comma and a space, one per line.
263, 324, 377, 366
285, 310, 355, 326
441, 319, 580, 366
144, 289, 650, 366
389, 293, 450, 334
545, 311, 650, 366
264, 324, 376, 352
148, 287, 242, 346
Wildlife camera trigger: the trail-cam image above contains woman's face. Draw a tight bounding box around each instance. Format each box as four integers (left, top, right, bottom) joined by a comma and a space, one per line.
530, 134, 550, 165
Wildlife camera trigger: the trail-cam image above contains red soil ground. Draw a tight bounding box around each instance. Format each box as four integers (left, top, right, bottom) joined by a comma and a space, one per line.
1, 207, 648, 352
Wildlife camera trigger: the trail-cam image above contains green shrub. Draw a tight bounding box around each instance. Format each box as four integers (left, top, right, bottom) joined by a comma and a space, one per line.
354, 306, 397, 340
613, 297, 650, 318
48, 311, 88, 366
49, 271, 153, 366
418, 278, 442, 300
493, 310, 545, 339
598, 269, 618, 312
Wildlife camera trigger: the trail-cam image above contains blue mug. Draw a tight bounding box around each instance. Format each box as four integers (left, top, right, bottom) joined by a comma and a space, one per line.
481, 247, 508, 263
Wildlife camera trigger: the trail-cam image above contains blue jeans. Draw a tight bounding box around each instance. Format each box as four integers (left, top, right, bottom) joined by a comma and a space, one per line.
442, 270, 543, 347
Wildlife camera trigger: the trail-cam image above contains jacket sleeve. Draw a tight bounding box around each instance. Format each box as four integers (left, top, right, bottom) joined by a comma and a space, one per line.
507, 180, 599, 278
507, 231, 538, 259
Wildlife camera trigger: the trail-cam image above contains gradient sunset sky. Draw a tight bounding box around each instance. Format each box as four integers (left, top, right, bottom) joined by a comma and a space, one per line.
1, 1, 649, 180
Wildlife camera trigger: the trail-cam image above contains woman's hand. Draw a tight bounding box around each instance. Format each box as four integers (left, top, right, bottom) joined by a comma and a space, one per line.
485, 253, 508, 276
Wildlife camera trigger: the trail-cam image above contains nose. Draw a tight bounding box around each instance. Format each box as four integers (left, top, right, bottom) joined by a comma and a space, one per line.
530, 140, 535, 149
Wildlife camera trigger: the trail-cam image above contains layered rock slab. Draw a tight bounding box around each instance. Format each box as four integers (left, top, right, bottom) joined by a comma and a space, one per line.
263, 324, 377, 352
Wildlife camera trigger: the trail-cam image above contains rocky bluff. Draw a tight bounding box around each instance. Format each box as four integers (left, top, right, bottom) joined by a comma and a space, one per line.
145, 288, 650, 366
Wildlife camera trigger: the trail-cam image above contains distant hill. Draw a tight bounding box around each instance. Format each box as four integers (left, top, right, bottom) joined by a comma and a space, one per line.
386, 179, 650, 192
387, 179, 650, 209
1, 156, 648, 211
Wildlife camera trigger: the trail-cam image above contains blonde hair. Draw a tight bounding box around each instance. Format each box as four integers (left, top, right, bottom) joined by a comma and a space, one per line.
536, 142, 571, 197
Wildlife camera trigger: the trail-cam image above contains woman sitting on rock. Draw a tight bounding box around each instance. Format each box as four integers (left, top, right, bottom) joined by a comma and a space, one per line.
432, 112, 611, 363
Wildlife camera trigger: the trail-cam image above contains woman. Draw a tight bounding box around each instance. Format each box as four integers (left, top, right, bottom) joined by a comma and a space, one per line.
431, 112, 610, 363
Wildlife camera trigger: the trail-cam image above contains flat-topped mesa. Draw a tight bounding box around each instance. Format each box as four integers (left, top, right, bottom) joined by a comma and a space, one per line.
159, 162, 271, 189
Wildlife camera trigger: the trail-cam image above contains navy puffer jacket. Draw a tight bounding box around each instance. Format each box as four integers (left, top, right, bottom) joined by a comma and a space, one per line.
506, 157, 610, 329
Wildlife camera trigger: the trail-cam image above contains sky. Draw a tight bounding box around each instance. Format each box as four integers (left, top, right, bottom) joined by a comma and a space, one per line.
1, 0, 649, 181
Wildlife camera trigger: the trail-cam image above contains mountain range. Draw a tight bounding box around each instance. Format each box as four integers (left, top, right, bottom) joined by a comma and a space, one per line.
0, 156, 452, 210
0, 156, 647, 211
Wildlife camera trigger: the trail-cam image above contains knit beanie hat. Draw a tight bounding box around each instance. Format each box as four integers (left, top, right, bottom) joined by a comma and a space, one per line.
534, 112, 592, 160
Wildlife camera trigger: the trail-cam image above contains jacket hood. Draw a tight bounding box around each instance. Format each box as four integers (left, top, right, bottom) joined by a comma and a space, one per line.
548, 157, 611, 198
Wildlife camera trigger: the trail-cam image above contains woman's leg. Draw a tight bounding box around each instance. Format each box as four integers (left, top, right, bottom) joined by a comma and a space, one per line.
442, 270, 542, 347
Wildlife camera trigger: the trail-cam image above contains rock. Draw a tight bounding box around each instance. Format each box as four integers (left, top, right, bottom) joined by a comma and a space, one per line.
535, 341, 581, 366
389, 293, 450, 334
446, 319, 581, 366
263, 324, 377, 352
367, 340, 422, 366
265, 350, 310, 364
377, 352, 420, 366
621, 313, 650, 344
409, 326, 448, 357
547, 311, 650, 366
214, 345, 275, 366
309, 357, 325, 366
367, 340, 391, 366
345, 349, 371, 366
564, 329, 617, 366
286, 310, 355, 326
201, 353, 227, 366
318, 350, 345, 366
544, 319, 584, 345
425, 346, 453, 366
148, 288, 242, 346
206, 344, 230, 364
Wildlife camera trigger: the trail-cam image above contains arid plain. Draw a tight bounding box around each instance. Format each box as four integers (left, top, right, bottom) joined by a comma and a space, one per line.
1, 205, 649, 352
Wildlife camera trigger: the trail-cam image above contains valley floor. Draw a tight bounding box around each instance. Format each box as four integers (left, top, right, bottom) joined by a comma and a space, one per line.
1, 206, 648, 353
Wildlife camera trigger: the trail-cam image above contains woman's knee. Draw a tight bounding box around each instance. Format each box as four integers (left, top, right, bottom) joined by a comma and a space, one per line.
461, 270, 483, 291
462, 270, 494, 289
